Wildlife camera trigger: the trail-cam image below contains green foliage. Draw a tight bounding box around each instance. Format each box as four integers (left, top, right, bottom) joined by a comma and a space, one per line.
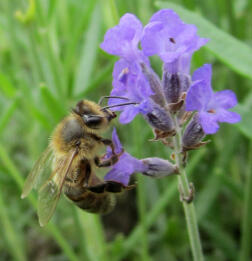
0, 0, 251, 260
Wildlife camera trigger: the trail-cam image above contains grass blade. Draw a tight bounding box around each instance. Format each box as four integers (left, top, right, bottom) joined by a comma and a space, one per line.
0, 72, 17, 99
239, 141, 252, 261
73, 4, 102, 96
0, 97, 19, 135
0, 189, 26, 261
40, 83, 67, 122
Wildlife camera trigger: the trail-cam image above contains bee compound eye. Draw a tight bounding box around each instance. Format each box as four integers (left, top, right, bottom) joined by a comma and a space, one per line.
82, 115, 103, 128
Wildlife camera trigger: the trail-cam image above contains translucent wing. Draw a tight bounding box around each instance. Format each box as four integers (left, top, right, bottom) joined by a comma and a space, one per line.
37, 149, 78, 227
21, 146, 54, 199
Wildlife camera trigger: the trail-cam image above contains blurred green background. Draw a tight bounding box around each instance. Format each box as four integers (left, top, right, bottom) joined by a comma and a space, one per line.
0, 0, 252, 260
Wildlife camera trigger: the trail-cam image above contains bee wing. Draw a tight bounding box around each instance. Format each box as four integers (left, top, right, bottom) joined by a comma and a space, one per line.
21, 146, 54, 199
37, 149, 78, 227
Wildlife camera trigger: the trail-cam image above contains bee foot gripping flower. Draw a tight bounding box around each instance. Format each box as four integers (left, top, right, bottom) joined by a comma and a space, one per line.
104, 129, 179, 185
104, 128, 148, 186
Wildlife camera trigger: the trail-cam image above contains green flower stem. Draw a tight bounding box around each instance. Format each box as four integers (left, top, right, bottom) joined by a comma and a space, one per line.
172, 115, 204, 261
239, 141, 252, 261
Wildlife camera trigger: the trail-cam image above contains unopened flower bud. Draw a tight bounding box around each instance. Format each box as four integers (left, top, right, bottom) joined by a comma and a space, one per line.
140, 63, 165, 107
141, 157, 179, 178
144, 101, 174, 132
162, 72, 191, 104
182, 113, 206, 150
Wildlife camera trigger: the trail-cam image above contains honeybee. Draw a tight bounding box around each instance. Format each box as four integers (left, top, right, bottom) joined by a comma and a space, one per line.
21, 97, 136, 226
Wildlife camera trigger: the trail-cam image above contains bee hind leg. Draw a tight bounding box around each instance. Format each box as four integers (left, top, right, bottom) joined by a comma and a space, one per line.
87, 181, 135, 194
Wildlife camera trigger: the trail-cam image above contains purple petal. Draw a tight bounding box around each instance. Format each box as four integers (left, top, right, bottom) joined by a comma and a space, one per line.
149, 9, 182, 25
164, 53, 192, 74
212, 90, 238, 109
141, 22, 163, 57
216, 109, 241, 123
141, 9, 208, 63
185, 80, 213, 111
199, 111, 219, 134
192, 64, 212, 83
111, 128, 123, 153
104, 168, 130, 186
104, 153, 147, 186
100, 14, 143, 59
119, 106, 139, 124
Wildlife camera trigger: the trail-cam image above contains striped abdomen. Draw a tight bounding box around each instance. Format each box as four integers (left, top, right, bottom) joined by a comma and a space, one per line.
63, 159, 115, 214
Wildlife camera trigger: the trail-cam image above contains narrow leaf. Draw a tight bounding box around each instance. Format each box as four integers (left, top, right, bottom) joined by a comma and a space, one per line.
0, 98, 19, 135
74, 5, 101, 96
0, 190, 26, 261
0, 72, 17, 99
40, 83, 67, 122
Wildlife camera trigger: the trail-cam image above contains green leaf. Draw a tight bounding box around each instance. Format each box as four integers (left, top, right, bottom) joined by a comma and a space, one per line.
74, 5, 102, 96
201, 221, 238, 261
40, 83, 67, 122
0, 97, 19, 135
0, 72, 17, 99
235, 102, 252, 139
156, 2, 252, 80
0, 189, 26, 261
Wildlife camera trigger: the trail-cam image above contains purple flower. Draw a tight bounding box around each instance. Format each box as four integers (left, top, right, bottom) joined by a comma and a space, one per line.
104, 128, 147, 186
108, 59, 153, 124
100, 13, 144, 62
141, 9, 208, 73
185, 64, 241, 134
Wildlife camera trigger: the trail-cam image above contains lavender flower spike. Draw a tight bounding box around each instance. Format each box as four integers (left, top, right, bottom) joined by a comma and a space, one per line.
185, 64, 241, 134
104, 128, 147, 186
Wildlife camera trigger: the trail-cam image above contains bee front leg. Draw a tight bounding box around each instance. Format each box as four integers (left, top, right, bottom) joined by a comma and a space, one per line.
99, 138, 116, 154
94, 150, 123, 168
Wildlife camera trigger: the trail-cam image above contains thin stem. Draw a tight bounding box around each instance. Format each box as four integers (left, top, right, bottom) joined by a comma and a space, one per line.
115, 148, 206, 260
172, 115, 204, 261
134, 118, 150, 261
239, 141, 252, 261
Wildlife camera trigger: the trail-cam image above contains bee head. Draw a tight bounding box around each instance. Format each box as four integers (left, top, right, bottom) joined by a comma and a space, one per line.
73, 100, 116, 131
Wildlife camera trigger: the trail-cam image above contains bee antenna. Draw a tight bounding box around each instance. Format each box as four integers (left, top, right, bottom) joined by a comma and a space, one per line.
98, 96, 129, 105
101, 102, 139, 111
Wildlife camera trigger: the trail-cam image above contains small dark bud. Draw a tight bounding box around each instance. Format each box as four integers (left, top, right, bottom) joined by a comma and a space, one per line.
144, 101, 174, 132
140, 63, 165, 107
182, 113, 206, 150
162, 72, 191, 104
142, 157, 179, 178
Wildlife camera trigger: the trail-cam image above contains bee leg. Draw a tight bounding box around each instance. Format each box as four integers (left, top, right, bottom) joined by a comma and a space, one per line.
92, 135, 116, 154
104, 181, 136, 193
99, 138, 116, 154
87, 181, 135, 194
86, 183, 107, 193
94, 150, 123, 168
80, 159, 92, 187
